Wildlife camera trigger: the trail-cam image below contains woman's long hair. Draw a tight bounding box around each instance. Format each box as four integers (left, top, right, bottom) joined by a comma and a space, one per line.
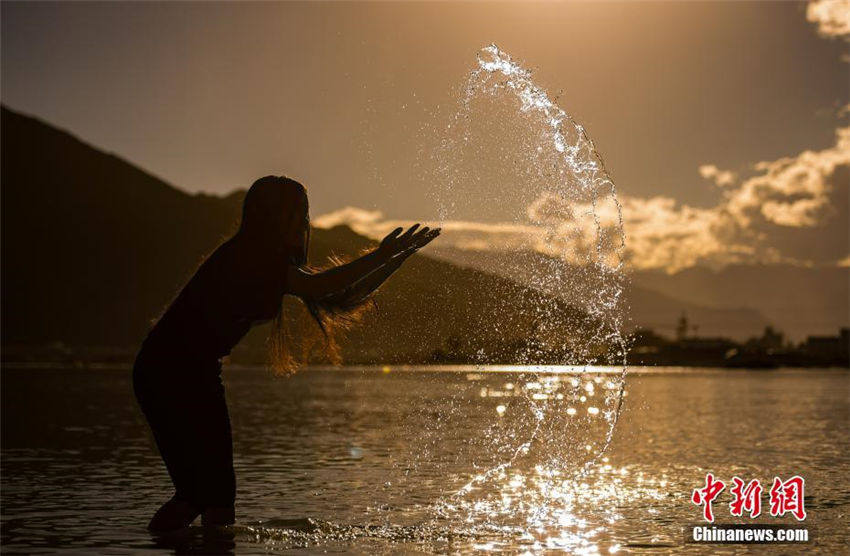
238, 176, 373, 376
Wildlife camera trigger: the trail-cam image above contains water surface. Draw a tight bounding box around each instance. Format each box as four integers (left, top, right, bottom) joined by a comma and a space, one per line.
2, 366, 847, 554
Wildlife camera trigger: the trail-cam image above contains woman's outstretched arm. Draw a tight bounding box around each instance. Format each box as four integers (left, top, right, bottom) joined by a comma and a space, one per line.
287, 225, 439, 301
319, 229, 439, 306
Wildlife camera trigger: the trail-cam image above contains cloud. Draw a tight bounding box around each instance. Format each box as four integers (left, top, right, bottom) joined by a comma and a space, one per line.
312, 206, 385, 229
315, 127, 849, 274
727, 127, 849, 228
314, 206, 546, 252
316, 5, 850, 274
611, 127, 850, 270
618, 127, 850, 270
527, 192, 576, 224
807, 0, 850, 39
698, 164, 737, 187
616, 196, 730, 271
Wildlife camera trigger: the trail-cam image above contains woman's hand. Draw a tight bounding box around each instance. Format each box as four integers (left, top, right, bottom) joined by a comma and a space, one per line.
387, 226, 441, 264
288, 225, 439, 302
378, 224, 440, 258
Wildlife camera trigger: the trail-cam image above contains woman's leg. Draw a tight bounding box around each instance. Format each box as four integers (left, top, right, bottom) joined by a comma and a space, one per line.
137, 389, 204, 530
190, 376, 237, 526
135, 370, 236, 528
201, 506, 236, 527
147, 496, 202, 532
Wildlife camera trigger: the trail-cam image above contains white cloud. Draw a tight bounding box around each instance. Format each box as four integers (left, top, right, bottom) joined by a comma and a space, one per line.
314, 6, 850, 274
726, 127, 849, 229
807, 0, 850, 39
314, 206, 545, 252
315, 127, 849, 274
312, 206, 384, 229
698, 164, 738, 187
614, 127, 850, 270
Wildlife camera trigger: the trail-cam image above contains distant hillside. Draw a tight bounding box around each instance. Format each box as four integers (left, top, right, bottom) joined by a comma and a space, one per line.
295, 225, 599, 364
429, 247, 772, 341
631, 266, 849, 341
2, 106, 245, 349
0, 105, 600, 364
428, 246, 848, 341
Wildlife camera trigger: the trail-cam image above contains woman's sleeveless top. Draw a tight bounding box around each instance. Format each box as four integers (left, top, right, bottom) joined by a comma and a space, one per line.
134, 239, 288, 375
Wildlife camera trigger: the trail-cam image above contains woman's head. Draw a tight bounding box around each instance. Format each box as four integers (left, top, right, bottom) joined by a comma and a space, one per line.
239, 176, 373, 377
239, 176, 310, 264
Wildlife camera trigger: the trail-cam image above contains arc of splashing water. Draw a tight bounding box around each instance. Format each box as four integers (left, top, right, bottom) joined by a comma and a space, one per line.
446, 44, 630, 498
473, 45, 608, 190
470, 44, 626, 265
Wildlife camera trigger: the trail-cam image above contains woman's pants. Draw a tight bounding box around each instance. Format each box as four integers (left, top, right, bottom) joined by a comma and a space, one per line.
133, 364, 236, 511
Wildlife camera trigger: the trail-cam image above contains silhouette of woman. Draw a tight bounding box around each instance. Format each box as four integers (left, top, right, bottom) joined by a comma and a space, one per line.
132, 176, 439, 531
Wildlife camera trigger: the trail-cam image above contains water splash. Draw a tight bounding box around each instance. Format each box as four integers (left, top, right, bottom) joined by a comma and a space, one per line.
420, 44, 630, 531
472, 45, 618, 200
468, 41, 627, 462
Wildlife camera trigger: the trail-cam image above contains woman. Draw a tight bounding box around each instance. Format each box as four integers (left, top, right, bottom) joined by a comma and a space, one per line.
132, 176, 439, 531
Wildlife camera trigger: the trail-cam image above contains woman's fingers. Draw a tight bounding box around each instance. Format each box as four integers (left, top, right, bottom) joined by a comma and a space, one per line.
399, 223, 421, 242
396, 224, 429, 250
411, 228, 440, 248
417, 228, 439, 238
389, 228, 440, 266
384, 224, 440, 256
380, 227, 404, 246
409, 226, 436, 243
410, 226, 430, 243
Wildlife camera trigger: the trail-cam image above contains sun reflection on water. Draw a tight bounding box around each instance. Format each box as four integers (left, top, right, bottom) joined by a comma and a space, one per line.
433, 460, 668, 554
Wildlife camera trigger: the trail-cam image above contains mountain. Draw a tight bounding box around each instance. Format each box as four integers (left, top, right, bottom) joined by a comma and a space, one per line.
428, 246, 849, 342
292, 225, 601, 364
428, 247, 773, 341
1, 106, 242, 349
7, 104, 835, 365
631, 266, 849, 341
0, 105, 600, 364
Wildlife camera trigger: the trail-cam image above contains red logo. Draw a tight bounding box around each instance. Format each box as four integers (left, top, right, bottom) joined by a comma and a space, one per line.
691, 473, 726, 523
692, 474, 806, 522
769, 476, 807, 521
730, 477, 763, 518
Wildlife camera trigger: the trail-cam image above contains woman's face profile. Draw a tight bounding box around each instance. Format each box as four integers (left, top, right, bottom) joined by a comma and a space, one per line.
283, 195, 309, 251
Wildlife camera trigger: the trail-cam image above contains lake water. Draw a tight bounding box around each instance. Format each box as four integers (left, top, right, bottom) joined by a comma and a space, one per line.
1, 366, 847, 554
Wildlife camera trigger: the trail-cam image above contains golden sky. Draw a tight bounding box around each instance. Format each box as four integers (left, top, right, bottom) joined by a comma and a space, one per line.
2, 1, 848, 271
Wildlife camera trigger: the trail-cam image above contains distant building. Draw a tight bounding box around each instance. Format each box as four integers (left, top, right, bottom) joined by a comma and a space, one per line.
803, 328, 850, 365
630, 327, 668, 355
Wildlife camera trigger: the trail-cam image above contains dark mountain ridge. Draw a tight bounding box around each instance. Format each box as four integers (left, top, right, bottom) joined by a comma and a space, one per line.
5, 104, 841, 366
428, 247, 773, 341
0, 105, 599, 364
631, 265, 848, 340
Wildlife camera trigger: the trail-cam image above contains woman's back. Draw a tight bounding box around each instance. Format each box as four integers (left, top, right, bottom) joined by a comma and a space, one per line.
135, 239, 287, 374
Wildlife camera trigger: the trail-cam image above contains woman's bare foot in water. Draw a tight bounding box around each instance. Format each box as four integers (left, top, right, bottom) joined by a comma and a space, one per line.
147, 497, 201, 531
201, 506, 236, 527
